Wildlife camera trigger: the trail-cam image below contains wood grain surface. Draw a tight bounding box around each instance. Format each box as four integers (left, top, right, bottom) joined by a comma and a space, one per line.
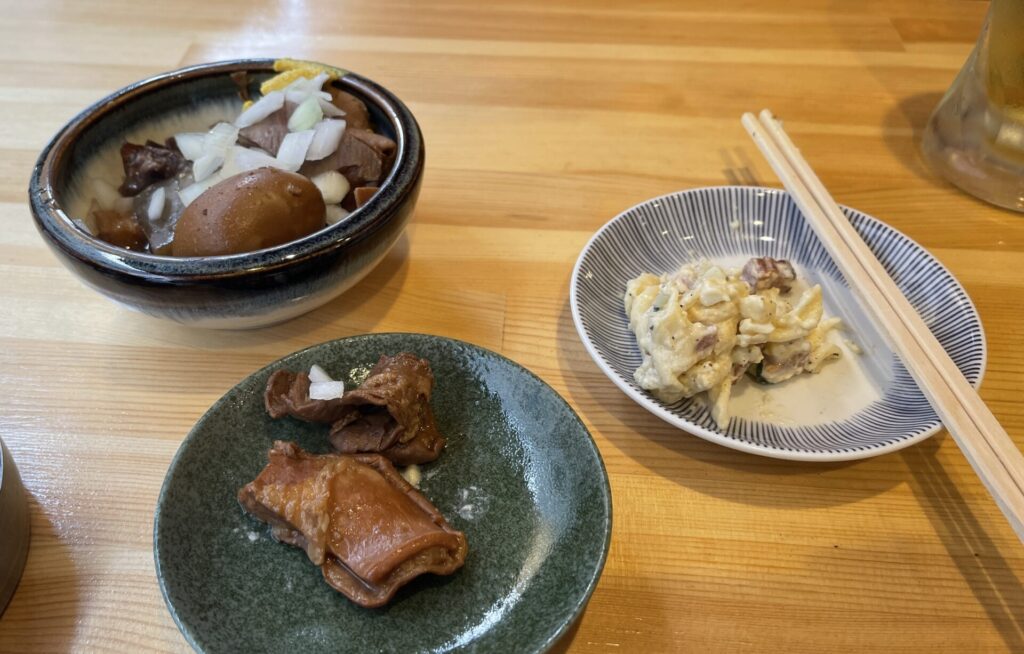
2, 0, 1023, 652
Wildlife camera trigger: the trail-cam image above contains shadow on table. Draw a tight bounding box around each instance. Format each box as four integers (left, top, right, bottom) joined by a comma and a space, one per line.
546, 613, 584, 654
281, 232, 413, 336
0, 494, 80, 650
880, 92, 1024, 227
901, 439, 1024, 651
720, 146, 770, 188
554, 300, 901, 509
880, 92, 948, 185
144, 232, 412, 351
827, 0, 981, 193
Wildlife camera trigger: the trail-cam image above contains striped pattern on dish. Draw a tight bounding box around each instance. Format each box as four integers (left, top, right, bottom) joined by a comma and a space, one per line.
570, 186, 985, 461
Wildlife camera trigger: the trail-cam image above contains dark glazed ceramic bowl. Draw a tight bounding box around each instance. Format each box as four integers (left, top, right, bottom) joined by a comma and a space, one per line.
28, 59, 424, 329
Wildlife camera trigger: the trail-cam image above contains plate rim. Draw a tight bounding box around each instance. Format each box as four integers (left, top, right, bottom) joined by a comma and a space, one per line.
569, 185, 987, 462
154, 332, 613, 653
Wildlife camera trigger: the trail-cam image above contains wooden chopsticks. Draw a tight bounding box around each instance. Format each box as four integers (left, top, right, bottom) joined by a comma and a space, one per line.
742, 109, 1024, 542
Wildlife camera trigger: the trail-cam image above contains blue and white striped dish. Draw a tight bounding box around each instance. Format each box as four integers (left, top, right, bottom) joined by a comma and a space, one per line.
570, 186, 986, 461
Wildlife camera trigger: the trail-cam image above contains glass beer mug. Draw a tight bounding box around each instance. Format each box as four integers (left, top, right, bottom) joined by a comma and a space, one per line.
921, 1, 1024, 212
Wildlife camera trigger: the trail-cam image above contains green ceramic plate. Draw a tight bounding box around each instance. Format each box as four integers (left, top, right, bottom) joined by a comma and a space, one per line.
155, 333, 612, 653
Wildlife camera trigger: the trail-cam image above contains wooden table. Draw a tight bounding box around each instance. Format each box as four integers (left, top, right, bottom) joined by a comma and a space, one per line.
2, 0, 1023, 651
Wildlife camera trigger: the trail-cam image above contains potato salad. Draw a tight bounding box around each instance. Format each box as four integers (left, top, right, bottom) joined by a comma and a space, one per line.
623, 257, 843, 428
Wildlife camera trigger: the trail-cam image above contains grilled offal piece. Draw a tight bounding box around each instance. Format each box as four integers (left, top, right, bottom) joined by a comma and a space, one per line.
265, 370, 348, 424
329, 353, 446, 466
238, 441, 467, 608
740, 256, 796, 293
264, 353, 447, 466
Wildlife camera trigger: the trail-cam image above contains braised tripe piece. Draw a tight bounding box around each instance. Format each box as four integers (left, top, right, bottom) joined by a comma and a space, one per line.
238, 441, 467, 608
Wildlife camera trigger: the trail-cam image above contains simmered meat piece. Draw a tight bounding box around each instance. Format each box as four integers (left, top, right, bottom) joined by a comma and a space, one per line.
695, 327, 718, 357
348, 128, 396, 161
265, 370, 348, 424
329, 353, 446, 465
759, 339, 812, 384
300, 128, 396, 187
91, 208, 148, 250
353, 185, 378, 207
238, 105, 290, 156
238, 442, 468, 608
118, 140, 187, 196
741, 257, 797, 293
327, 87, 371, 131
230, 70, 252, 102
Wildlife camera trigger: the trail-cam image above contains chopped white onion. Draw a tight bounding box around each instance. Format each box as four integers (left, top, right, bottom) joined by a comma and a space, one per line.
173, 132, 206, 160
282, 78, 310, 96
309, 364, 334, 383
283, 72, 331, 108
178, 183, 208, 206
325, 204, 349, 225
284, 72, 329, 96
147, 186, 166, 222
90, 178, 121, 211
218, 147, 241, 180
231, 145, 284, 173
178, 171, 225, 206
276, 130, 316, 171
192, 152, 225, 183
308, 72, 330, 91
306, 119, 346, 161
309, 380, 345, 401
311, 171, 350, 205
204, 122, 239, 156
282, 73, 341, 120
317, 96, 345, 118
283, 89, 307, 106
285, 89, 332, 105
234, 91, 285, 128
287, 96, 323, 132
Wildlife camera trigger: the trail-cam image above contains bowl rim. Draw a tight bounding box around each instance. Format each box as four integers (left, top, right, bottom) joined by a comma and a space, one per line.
28, 58, 423, 281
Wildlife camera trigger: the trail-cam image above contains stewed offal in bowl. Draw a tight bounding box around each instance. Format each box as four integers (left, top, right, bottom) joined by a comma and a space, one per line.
79, 60, 395, 256
29, 59, 424, 328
